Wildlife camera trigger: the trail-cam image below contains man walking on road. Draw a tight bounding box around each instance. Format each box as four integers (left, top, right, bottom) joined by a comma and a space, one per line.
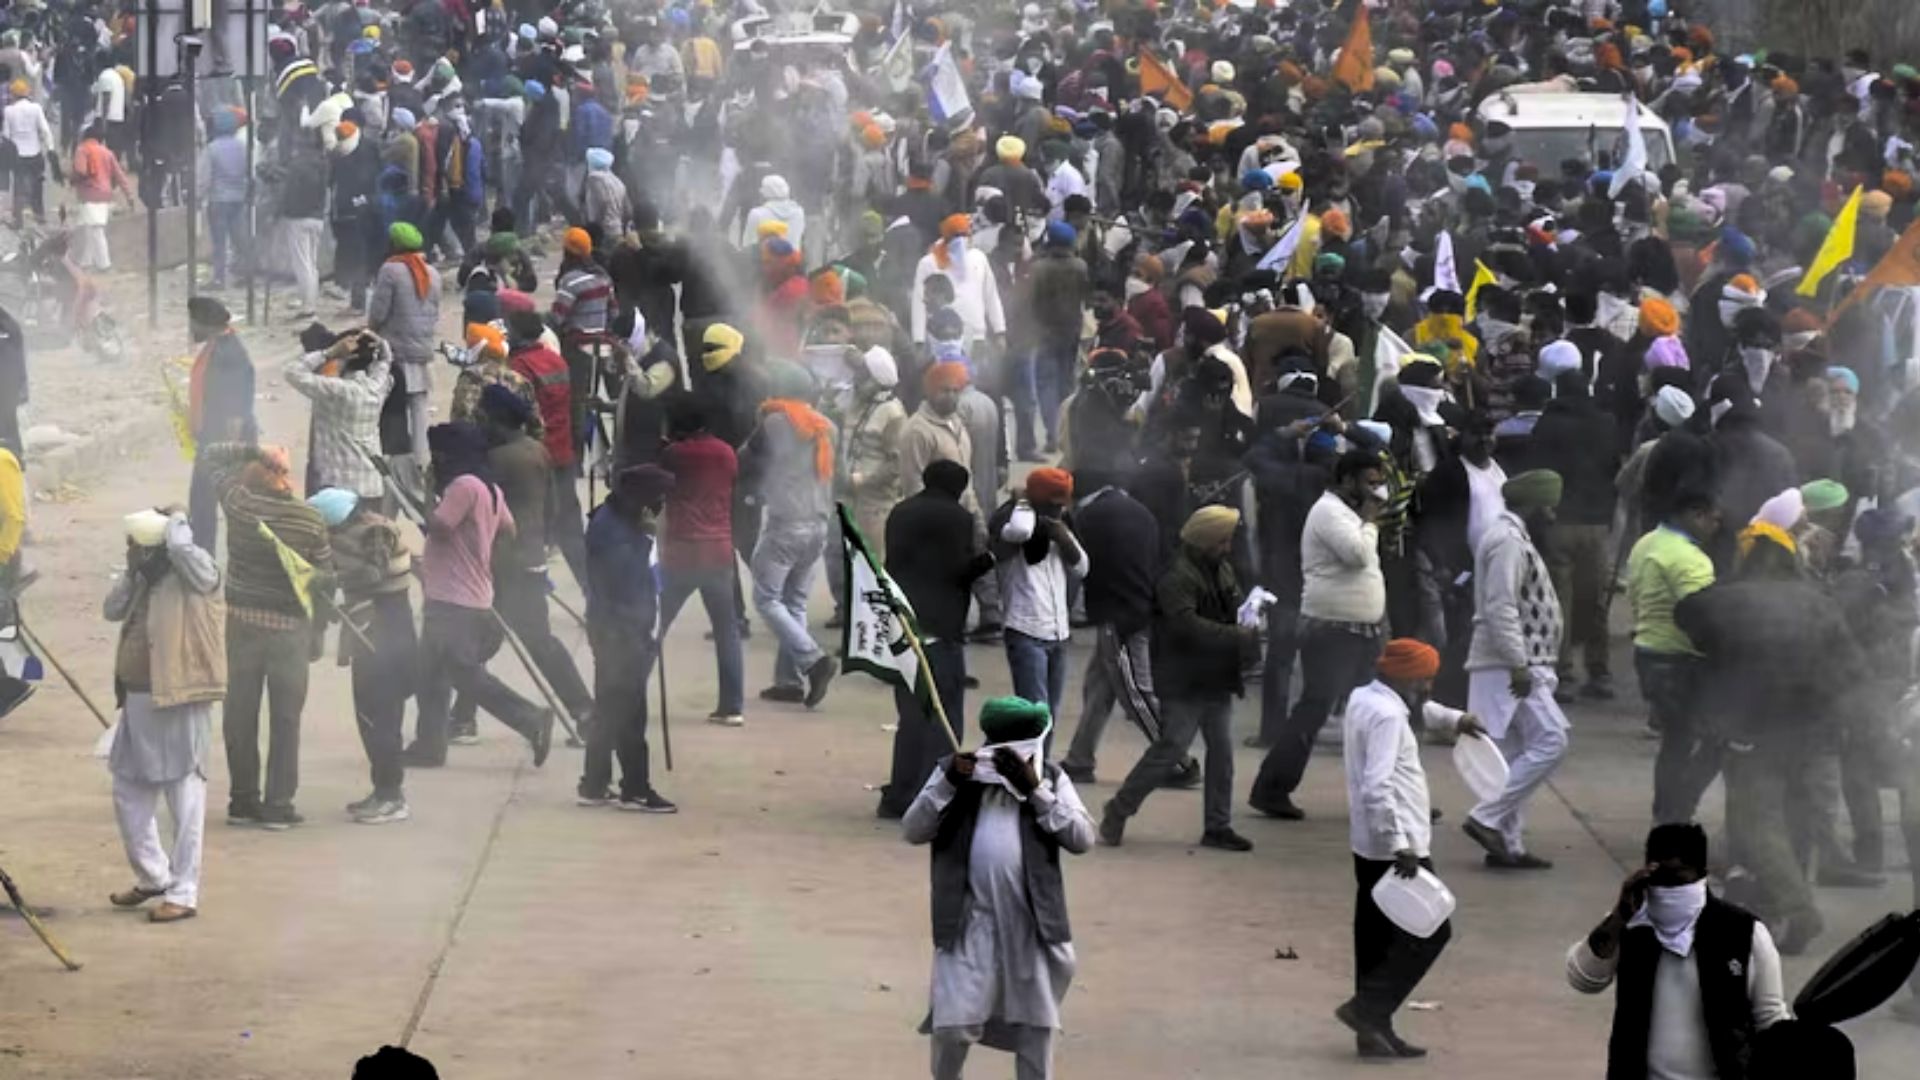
989, 467, 1086, 727
1627, 494, 1721, 825
1250, 450, 1388, 820
579, 464, 677, 813
1460, 470, 1570, 871
742, 367, 839, 708
658, 395, 746, 728
1100, 506, 1258, 852
1340, 638, 1479, 1059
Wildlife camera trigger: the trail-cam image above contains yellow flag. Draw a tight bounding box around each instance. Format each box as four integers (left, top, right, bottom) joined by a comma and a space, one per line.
1798, 186, 1861, 297
1464, 260, 1498, 322
1332, 5, 1376, 93
159, 355, 197, 461
257, 520, 316, 619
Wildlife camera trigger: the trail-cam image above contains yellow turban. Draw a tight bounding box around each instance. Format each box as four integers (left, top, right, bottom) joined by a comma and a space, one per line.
996, 135, 1026, 163
702, 323, 745, 372
1180, 506, 1242, 548
755, 218, 790, 239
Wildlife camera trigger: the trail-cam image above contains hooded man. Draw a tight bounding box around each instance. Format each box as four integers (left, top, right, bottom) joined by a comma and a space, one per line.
1339, 638, 1482, 1059
902, 696, 1095, 1080
1459, 470, 1570, 871
743, 173, 806, 251
105, 511, 225, 923
1568, 824, 1789, 1073
1099, 505, 1258, 852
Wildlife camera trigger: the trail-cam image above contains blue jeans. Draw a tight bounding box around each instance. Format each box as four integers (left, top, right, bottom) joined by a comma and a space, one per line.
1003, 629, 1069, 728
751, 519, 828, 686
208, 200, 247, 284
1007, 342, 1074, 458
660, 562, 745, 715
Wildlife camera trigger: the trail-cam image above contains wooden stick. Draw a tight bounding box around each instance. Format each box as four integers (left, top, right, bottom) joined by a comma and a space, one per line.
0, 863, 81, 971
902, 626, 961, 754
17, 619, 110, 731
656, 646, 672, 771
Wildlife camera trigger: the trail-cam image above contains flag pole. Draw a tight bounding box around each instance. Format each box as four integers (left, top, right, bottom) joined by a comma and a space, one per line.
838, 504, 962, 754
901, 621, 961, 755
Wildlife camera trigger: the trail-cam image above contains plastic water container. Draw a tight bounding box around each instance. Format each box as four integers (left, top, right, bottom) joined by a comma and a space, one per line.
1452, 733, 1510, 804
1371, 868, 1457, 939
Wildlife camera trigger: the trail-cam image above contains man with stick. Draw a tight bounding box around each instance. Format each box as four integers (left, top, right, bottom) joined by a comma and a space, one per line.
579, 464, 677, 813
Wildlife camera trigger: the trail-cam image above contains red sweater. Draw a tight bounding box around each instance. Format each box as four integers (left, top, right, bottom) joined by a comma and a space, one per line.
660, 434, 737, 571
509, 343, 575, 467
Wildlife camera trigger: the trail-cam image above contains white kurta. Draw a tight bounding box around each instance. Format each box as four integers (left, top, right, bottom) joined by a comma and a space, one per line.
903, 768, 1095, 1035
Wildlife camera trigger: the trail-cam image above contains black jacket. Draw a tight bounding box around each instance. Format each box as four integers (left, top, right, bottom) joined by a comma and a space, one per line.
1074, 488, 1160, 635
1531, 393, 1620, 526
1674, 576, 1865, 744
886, 490, 993, 642
1151, 545, 1251, 699
1605, 896, 1758, 1080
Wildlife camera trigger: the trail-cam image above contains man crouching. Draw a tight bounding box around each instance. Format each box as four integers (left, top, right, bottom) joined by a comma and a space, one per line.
903, 696, 1095, 1079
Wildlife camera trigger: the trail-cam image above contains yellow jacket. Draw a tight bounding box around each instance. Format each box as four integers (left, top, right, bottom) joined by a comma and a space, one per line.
0, 448, 23, 564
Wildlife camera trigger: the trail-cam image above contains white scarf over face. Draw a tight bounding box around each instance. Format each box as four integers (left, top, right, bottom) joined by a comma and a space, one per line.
1627, 882, 1709, 956
970, 718, 1053, 801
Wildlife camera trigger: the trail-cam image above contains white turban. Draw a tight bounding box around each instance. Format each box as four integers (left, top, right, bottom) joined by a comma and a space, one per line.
862, 346, 899, 389
1211, 60, 1236, 85
1538, 340, 1582, 381
1752, 488, 1805, 530
124, 509, 170, 548
1652, 385, 1697, 428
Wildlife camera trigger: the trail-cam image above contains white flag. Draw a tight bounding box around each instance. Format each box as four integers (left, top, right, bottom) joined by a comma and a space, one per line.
1609, 93, 1646, 198
838, 505, 932, 708
1433, 231, 1460, 293
890, 0, 911, 42
1256, 214, 1308, 273
1369, 325, 1414, 416
876, 32, 915, 95
923, 43, 971, 126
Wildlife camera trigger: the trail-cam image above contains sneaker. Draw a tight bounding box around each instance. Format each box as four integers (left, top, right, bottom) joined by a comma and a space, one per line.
344, 792, 381, 815
353, 799, 411, 825
577, 789, 616, 807
706, 712, 745, 727
804, 656, 838, 708
0, 680, 35, 719
1061, 763, 1096, 785
1199, 828, 1254, 852
258, 807, 305, 831
450, 727, 481, 746
1248, 795, 1306, 820
529, 710, 555, 768
1097, 801, 1126, 847
617, 791, 678, 813
759, 685, 805, 704
226, 804, 262, 827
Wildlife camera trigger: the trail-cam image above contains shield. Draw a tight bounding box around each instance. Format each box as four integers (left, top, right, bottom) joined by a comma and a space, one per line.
1792, 911, 1920, 1025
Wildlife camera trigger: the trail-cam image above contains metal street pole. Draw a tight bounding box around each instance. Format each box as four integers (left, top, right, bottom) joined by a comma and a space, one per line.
244, 8, 256, 325
144, 0, 159, 328
181, 22, 198, 305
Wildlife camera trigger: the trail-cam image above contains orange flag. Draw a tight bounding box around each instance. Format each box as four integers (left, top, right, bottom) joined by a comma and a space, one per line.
1137, 49, 1193, 112
1332, 6, 1375, 93
1829, 218, 1920, 322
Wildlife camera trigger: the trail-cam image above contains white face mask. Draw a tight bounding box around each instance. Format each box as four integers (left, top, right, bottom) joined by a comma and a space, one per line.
1368, 483, 1391, 503
1629, 881, 1708, 955
1739, 346, 1777, 395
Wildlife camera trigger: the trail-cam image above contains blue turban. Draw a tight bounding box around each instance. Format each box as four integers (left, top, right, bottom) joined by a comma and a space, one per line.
390, 107, 416, 130
1411, 114, 1439, 142
307, 488, 360, 527
1044, 220, 1077, 248
1465, 173, 1492, 194
1826, 365, 1860, 393
1720, 227, 1757, 268
524, 80, 547, 100
1240, 169, 1275, 192
586, 147, 614, 171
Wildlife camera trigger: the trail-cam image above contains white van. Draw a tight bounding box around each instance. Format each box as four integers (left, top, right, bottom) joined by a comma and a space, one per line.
1475, 91, 1677, 173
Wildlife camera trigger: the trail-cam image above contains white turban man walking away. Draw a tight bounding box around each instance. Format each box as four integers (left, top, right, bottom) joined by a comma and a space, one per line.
904, 696, 1095, 1080
1460, 469, 1570, 871
105, 510, 226, 924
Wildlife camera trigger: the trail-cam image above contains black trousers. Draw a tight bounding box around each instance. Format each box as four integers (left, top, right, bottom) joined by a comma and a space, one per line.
582, 633, 654, 799
350, 591, 417, 800
729, 489, 761, 626
454, 566, 592, 726
880, 637, 966, 816
1250, 623, 1381, 806
1352, 854, 1451, 1027
413, 600, 546, 762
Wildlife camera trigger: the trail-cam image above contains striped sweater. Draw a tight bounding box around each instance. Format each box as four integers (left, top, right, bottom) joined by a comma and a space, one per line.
202, 443, 335, 619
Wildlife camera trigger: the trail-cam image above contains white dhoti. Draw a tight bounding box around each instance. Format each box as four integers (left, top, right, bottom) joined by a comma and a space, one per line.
74, 200, 112, 271
1465, 665, 1570, 856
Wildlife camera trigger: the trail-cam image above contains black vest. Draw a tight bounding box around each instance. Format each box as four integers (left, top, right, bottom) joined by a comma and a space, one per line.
1606, 896, 1757, 1080
928, 769, 1071, 951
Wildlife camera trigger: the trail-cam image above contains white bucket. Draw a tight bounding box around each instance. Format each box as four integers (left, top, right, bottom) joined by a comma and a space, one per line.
1371, 867, 1457, 939
1452, 733, 1510, 804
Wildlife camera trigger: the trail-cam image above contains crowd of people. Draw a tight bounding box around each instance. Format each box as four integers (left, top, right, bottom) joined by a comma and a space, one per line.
1, 0, 1919, 1075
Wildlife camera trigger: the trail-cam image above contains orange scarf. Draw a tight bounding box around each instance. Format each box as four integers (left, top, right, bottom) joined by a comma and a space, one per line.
186, 331, 231, 435
760, 399, 833, 480
388, 252, 431, 299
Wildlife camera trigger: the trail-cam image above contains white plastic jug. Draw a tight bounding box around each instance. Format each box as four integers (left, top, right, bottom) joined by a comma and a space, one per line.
1452, 732, 1510, 804
1371, 867, 1457, 939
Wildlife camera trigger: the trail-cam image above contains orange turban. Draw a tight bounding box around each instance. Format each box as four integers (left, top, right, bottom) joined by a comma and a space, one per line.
1772, 75, 1799, 96
1024, 467, 1073, 504
1886, 170, 1915, 198
1448, 122, 1474, 144
923, 361, 971, 393
563, 227, 593, 257
860, 124, 886, 149
808, 269, 845, 307
336, 120, 359, 139
465, 322, 507, 360
1638, 297, 1679, 337
1133, 253, 1166, 283
1671, 46, 1693, 65
1377, 638, 1441, 681
1321, 208, 1352, 240
1729, 273, 1760, 294
1688, 25, 1714, 51
940, 213, 972, 239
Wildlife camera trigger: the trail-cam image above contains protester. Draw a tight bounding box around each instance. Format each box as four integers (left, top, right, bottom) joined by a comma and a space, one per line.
185, 297, 256, 552
367, 223, 442, 477
988, 467, 1086, 727
741, 365, 838, 708
579, 464, 676, 813
658, 394, 746, 729
283, 329, 392, 505
319, 487, 415, 825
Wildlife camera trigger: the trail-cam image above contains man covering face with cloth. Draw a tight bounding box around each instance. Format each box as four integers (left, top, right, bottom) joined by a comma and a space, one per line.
903, 696, 1095, 1080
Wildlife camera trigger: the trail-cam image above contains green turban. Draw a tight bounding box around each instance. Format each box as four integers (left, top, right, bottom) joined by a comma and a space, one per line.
859, 209, 886, 247
837, 266, 868, 299
501, 75, 524, 98
763, 358, 816, 402
389, 222, 424, 252
485, 230, 520, 258
1502, 469, 1564, 513
979, 696, 1051, 743
1800, 478, 1849, 512
1314, 251, 1347, 276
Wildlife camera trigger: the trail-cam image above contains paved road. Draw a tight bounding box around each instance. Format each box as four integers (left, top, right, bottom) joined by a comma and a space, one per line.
1, 286, 1916, 1079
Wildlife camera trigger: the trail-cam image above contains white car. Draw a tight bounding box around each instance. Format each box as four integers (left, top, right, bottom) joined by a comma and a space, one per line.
1475, 91, 1677, 173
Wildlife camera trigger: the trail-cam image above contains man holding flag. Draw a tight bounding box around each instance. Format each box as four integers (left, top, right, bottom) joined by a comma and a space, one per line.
868, 462, 995, 819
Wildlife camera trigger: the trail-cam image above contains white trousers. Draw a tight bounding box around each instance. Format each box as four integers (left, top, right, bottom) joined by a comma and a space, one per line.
112, 770, 206, 908
283, 217, 324, 311
74, 224, 110, 271
1466, 666, 1570, 856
